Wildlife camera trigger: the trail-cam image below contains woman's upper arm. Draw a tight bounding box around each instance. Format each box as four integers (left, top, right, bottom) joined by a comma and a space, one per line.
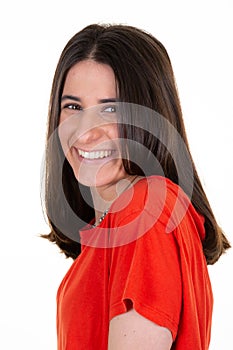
108, 308, 173, 350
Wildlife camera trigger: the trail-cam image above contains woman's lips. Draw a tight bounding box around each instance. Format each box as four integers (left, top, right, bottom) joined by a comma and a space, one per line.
78, 149, 114, 160
72, 147, 117, 163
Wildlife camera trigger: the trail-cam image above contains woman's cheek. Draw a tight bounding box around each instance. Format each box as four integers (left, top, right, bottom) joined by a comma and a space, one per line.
58, 116, 76, 157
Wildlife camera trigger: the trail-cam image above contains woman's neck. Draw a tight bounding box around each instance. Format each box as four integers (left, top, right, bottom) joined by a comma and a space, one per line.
90, 175, 141, 224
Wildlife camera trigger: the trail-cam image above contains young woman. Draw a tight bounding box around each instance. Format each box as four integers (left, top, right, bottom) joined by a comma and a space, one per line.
43, 24, 230, 349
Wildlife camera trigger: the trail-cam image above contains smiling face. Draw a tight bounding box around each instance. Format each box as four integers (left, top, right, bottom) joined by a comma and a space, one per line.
59, 60, 129, 190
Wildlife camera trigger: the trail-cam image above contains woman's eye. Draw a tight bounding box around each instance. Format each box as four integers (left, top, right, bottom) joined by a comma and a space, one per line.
63, 103, 82, 111
100, 104, 119, 121
103, 105, 117, 113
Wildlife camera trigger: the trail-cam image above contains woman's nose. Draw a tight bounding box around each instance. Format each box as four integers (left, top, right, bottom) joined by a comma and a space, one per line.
71, 108, 107, 145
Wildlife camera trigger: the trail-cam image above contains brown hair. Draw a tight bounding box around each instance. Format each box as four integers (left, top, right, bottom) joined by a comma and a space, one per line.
43, 23, 230, 263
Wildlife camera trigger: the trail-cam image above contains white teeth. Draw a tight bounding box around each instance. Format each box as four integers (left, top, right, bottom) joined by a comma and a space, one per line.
78, 149, 113, 159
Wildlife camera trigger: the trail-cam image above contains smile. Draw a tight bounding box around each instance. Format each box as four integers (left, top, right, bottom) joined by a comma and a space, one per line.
78, 149, 114, 160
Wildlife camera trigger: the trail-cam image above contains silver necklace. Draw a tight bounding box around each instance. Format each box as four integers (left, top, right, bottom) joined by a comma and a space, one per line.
92, 175, 139, 228
92, 209, 109, 228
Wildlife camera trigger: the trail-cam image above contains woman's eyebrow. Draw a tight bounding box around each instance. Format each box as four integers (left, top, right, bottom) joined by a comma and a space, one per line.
98, 98, 119, 103
61, 95, 81, 102
61, 96, 119, 104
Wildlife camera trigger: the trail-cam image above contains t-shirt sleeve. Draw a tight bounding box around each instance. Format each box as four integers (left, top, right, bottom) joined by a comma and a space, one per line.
108, 209, 182, 341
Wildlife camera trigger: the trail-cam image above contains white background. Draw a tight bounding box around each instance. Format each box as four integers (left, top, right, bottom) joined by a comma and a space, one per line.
0, 0, 232, 349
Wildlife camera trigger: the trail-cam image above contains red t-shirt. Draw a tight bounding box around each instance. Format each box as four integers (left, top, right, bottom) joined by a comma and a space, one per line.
57, 176, 213, 349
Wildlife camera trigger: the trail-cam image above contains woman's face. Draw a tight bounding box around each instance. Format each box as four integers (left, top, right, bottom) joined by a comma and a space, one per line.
59, 60, 128, 188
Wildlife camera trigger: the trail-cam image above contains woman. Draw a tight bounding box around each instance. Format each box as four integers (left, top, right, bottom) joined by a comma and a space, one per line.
43, 24, 230, 349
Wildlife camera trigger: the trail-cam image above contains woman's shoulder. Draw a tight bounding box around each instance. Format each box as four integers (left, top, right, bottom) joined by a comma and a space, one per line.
110, 175, 204, 236
109, 176, 179, 221
113, 175, 188, 213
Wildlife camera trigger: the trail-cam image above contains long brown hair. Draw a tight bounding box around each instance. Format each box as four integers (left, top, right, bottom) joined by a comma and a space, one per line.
43, 23, 230, 263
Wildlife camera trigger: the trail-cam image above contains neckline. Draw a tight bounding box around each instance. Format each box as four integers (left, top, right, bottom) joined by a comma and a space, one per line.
89, 175, 145, 230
